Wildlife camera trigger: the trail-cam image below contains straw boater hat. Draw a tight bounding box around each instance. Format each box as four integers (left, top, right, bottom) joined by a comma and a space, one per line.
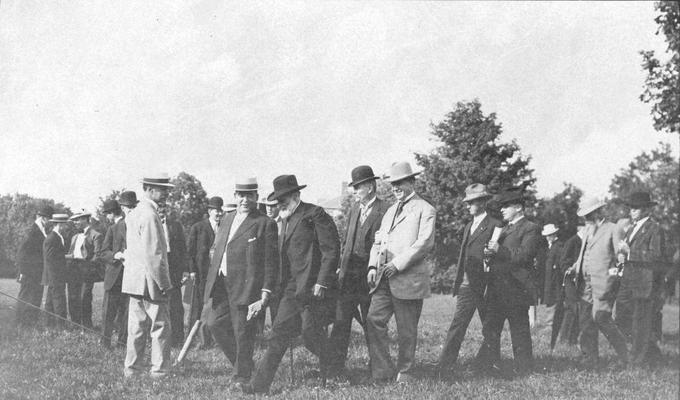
235, 177, 258, 192
224, 203, 237, 212
119, 191, 139, 207
577, 197, 606, 217
102, 200, 121, 214
463, 183, 492, 202
37, 205, 55, 218
207, 196, 224, 211
386, 161, 421, 184
349, 165, 380, 187
49, 213, 70, 224
267, 175, 307, 201
261, 193, 278, 206
141, 173, 175, 187
541, 224, 559, 236
69, 210, 91, 221
624, 191, 657, 209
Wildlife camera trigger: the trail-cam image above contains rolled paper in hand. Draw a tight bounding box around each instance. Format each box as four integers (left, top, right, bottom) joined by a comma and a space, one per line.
484, 227, 504, 272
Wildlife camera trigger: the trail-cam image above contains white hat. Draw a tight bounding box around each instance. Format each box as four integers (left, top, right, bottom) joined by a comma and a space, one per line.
577, 197, 606, 217
541, 224, 559, 236
141, 173, 175, 187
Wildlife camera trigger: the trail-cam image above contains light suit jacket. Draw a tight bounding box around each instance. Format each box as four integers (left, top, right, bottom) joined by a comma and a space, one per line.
368, 194, 436, 300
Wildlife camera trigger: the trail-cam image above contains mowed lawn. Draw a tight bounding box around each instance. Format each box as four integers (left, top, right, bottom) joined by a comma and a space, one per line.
0, 278, 678, 399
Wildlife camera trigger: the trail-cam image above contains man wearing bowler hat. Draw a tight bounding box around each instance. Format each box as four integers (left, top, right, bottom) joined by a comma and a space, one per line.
242, 175, 340, 394
15, 205, 53, 330
203, 178, 278, 384
365, 161, 436, 384
187, 196, 224, 349
328, 165, 390, 376
615, 191, 667, 366
439, 183, 501, 373
42, 213, 70, 329
122, 174, 174, 378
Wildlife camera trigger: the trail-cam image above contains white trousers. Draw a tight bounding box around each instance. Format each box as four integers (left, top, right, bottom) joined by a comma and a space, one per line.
125, 296, 172, 374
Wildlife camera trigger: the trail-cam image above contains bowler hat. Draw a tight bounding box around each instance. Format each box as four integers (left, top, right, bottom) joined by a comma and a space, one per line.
141, 173, 175, 187
207, 196, 224, 210
386, 161, 421, 183
235, 177, 258, 192
541, 224, 559, 236
577, 197, 606, 217
349, 165, 379, 187
119, 191, 139, 207
267, 175, 307, 201
463, 183, 492, 202
624, 191, 657, 209
49, 213, 70, 224
70, 210, 91, 221
102, 199, 121, 214
37, 205, 54, 218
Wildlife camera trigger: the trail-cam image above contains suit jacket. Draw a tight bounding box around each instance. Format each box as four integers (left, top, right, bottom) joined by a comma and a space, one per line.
542, 239, 565, 306
41, 231, 67, 286
204, 209, 278, 306
488, 217, 541, 307
338, 198, 390, 291
165, 218, 188, 286
452, 214, 502, 297
622, 218, 667, 299
101, 218, 127, 291
279, 202, 340, 303
17, 223, 47, 283
122, 197, 172, 301
574, 221, 623, 314
187, 219, 216, 282
369, 194, 436, 300
67, 226, 104, 283
560, 234, 582, 275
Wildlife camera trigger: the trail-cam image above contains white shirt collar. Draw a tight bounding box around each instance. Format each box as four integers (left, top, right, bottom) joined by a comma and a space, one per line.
509, 215, 524, 225
634, 216, 650, 227
360, 196, 377, 210
114, 215, 123, 224
35, 220, 47, 237
472, 212, 487, 224
400, 192, 415, 204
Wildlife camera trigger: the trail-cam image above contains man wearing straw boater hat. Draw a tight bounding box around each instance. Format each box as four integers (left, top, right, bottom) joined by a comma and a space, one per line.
540, 223, 565, 350
438, 183, 501, 373
122, 174, 175, 378
365, 161, 435, 384
242, 175, 340, 394
615, 191, 667, 366
42, 213, 70, 329
187, 196, 224, 349
203, 178, 278, 385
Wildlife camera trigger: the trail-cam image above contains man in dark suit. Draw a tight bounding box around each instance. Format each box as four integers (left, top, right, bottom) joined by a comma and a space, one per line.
203, 178, 278, 384
479, 188, 541, 375
66, 211, 104, 328
15, 205, 53, 330
540, 224, 565, 347
616, 191, 668, 366
159, 205, 189, 347
557, 220, 585, 345
242, 175, 340, 394
439, 184, 501, 372
42, 213, 70, 329
187, 196, 223, 348
328, 165, 390, 376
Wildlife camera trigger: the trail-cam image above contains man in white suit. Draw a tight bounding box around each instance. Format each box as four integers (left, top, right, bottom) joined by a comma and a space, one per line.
122, 174, 174, 378
365, 161, 436, 383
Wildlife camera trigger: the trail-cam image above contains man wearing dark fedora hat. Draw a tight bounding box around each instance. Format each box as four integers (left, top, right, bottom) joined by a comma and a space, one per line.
187, 195, 224, 349
439, 183, 501, 373
328, 165, 390, 377
615, 191, 667, 366
42, 213, 70, 329
15, 205, 54, 330
242, 175, 340, 394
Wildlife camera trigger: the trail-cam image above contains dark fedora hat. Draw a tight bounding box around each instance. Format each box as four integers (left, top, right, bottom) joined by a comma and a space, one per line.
267, 175, 307, 201
495, 187, 525, 206
37, 205, 55, 218
119, 191, 139, 207
624, 191, 657, 209
207, 196, 224, 210
102, 199, 121, 214
349, 165, 379, 187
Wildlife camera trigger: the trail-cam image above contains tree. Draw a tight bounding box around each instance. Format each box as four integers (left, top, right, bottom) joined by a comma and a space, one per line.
166, 172, 209, 233
640, 1, 680, 134
414, 100, 535, 293
534, 183, 584, 239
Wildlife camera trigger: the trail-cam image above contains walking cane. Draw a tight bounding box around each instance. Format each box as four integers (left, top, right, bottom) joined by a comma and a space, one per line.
175, 275, 198, 366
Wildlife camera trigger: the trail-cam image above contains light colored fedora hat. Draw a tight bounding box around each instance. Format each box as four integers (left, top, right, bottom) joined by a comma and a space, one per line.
234, 177, 258, 192
141, 173, 175, 187
577, 197, 606, 217
69, 210, 91, 221
541, 224, 559, 236
463, 183, 492, 202
386, 161, 421, 183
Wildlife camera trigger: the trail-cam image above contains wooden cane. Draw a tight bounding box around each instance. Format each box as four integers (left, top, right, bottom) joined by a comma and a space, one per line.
175, 320, 201, 365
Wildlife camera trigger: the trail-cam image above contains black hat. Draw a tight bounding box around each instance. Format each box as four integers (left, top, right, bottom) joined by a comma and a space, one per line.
208, 196, 224, 210
495, 187, 525, 206
349, 165, 379, 187
102, 199, 121, 214
119, 191, 139, 207
37, 205, 54, 218
267, 175, 307, 201
624, 191, 657, 209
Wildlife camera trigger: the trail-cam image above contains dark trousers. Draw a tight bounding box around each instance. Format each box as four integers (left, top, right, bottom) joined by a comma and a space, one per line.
250, 283, 332, 392
328, 279, 370, 372
623, 297, 661, 365
558, 281, 580, 344
477, 297, 532, 371
67, 281, 94, 327
101, 278, 128, 347
439, 283, 485, 369
15, 280, 43, 328
366, 279, 423, 380
578, 300, 628, 362
45, 284, 67, 328
189, 279, 214, 348
169, 287, 184, 347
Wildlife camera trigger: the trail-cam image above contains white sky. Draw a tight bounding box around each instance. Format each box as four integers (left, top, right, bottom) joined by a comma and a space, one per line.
0, 1, 677, 211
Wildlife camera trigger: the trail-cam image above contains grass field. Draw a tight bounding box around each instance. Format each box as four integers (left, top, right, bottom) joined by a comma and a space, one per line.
0, 278, 678, 399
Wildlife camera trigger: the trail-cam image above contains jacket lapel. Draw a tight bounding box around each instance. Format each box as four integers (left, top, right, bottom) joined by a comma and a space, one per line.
213, 213, 234, 264
228, 212, 257, 243
283, 202, 306, 245
467, 215, 490, 246
389, 197, 415, 232
588, 223, 606, 248
629, 219, 651, 245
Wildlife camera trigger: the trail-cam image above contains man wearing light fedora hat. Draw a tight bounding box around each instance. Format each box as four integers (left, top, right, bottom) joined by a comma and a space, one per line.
122, 174, 175, 378
42, 213, 70, 329
569, 197, 628, 366
365, 161, 436, 383
439, 183, 501, 373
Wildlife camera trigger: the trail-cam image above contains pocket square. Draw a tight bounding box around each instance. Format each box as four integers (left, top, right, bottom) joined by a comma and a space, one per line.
248, 237, 257, 242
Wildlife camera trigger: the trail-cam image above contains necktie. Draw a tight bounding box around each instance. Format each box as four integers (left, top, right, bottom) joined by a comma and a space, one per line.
391, 202, 404, 229
360, 205, 370, 225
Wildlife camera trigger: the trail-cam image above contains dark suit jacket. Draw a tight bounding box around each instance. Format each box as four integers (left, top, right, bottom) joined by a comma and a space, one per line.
279, 202, 340, 303
452, 215, 502, 297
67, 226, 104, 282
17, 223, 47, 283
187, 219, 216, 282
560, 233, 582, 302
205, 209, 279, 306
42, 231, 67, 286
338, 198, 389, 292
101, 218, 127, 290
489, 217, 542, 306
622, 218, 667, 299
165, 219, 188, 286
542, 239, 565, 306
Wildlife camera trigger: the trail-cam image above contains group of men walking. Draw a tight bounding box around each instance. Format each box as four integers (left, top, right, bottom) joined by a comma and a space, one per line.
13, 162, 672, 392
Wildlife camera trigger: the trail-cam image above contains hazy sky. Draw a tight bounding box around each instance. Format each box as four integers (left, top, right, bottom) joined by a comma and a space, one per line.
1, 1, 676, 211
